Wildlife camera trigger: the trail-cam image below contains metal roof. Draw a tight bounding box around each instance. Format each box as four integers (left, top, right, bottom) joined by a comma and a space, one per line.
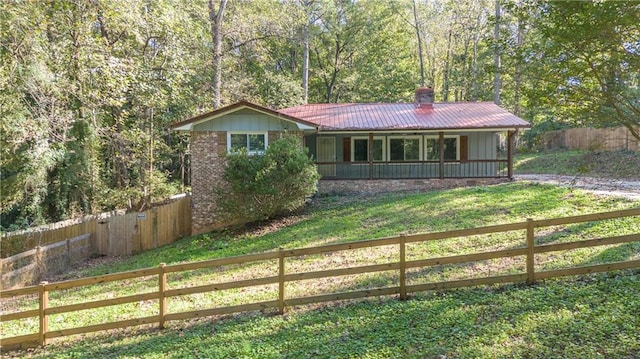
278, 102, 531, 132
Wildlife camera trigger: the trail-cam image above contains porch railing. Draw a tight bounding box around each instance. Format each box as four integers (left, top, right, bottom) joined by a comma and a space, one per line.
316, 160, 509, 180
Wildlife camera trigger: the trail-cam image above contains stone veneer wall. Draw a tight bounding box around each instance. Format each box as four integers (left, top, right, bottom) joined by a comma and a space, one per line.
190, 131, 227, 234
317, 178, 510, 195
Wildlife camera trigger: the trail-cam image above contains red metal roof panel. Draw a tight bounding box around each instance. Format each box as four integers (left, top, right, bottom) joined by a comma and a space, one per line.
278, 102, 530, 131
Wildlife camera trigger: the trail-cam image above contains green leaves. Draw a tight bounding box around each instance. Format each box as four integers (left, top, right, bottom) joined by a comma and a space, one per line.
523, 1, 640, 135
215, 136, 320, 225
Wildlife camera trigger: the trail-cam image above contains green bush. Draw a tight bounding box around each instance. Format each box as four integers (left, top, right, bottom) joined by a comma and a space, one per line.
215, 135, 320, 224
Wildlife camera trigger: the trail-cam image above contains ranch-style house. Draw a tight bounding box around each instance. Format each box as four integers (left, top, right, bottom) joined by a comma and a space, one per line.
171, 87, 531, 234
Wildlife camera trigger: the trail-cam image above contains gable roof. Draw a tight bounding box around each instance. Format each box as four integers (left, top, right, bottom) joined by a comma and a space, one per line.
170, 100, 318, 131
278, 102, 531, 132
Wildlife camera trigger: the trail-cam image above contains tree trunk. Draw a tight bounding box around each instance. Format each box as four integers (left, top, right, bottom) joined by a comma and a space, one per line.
472, 34, 479, 101
302, 23, 310, 104
513, 4, 524, 115
413, 0, 425, 87
493, 0, 501, 105
209, 0, 227, 109
442, 28, 453, 102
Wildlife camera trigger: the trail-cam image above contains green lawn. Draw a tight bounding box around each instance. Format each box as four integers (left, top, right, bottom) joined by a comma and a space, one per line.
2, 182, 639, 358
514, 149, 640, 179
14, 273, 640, 359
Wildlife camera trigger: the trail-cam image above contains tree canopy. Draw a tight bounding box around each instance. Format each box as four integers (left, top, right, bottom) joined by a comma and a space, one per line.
1, 0, 638, 229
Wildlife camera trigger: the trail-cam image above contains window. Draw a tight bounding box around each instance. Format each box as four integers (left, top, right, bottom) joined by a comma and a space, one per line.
352, 137, 385, 162
388, 137, 421, 161
228, 132, 267, 154
425, 136, 459, 161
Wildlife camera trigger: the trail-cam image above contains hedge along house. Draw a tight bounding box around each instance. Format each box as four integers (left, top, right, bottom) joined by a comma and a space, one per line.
171, 88, 530, 234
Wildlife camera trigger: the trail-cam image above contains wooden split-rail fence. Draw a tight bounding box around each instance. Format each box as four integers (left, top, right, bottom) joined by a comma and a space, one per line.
1, 207, 639, 351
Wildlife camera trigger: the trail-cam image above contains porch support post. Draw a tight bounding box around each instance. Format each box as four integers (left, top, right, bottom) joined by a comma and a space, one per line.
368, 132, 374, 180
507, 130, 515, 179
438, 131, 445, 179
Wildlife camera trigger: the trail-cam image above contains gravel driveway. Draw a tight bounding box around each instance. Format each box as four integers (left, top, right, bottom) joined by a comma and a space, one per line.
514, 174, 640, 201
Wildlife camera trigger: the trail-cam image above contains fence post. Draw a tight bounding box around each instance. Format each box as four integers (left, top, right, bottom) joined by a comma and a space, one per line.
66, 238, 71, 269
159, 263, 167, 329
278, 248, 285, 315
507, 131, 514, 179
39, 281, 49, 346
526, 218, 535, 285
35, 246, 43, 283
399, 235, 407, 300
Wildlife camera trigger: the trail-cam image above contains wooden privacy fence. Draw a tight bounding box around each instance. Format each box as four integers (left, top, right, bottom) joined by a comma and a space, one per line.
541, 127, 640, 152
1, 195, 191, 289
1, 207, 639, 351
1, 195, 191, 258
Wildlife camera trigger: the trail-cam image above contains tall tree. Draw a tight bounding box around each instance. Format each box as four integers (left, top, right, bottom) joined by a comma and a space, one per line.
493, 0, 501, 105
526, 0, 640, 139
413, 0, 425, 87
298, 0, 324, 104
1, 0, 205, 228
208, 0, 227, 109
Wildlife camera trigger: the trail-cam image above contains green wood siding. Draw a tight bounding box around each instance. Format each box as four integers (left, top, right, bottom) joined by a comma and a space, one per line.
193, 109, 299, 132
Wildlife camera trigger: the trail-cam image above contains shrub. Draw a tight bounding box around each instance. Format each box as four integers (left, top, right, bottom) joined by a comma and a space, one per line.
215, 135, 320, 224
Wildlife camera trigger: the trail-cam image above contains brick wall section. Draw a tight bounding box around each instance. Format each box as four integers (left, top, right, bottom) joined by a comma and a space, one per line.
317, 178, 509, 195
190, 131, 305, 235
190, 131, 227, 234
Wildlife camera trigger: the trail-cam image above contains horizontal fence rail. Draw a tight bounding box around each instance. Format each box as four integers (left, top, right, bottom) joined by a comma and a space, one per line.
1, 234, 92, 290
1, 207, 639, 351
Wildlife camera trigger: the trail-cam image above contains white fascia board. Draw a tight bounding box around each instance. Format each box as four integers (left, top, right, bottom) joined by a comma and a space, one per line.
295, 123, 317, 130
172, 123, 194, 131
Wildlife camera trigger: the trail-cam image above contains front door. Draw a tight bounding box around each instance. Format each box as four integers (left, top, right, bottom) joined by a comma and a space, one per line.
316, 137, 336, 177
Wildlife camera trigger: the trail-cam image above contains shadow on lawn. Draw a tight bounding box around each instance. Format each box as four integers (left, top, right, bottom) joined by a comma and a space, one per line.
26, 271, 640, 359
65, 183, 634, 308
82, 183, 580, 274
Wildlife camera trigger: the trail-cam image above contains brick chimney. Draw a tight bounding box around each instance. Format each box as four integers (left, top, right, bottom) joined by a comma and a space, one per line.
415, 86, 434, 109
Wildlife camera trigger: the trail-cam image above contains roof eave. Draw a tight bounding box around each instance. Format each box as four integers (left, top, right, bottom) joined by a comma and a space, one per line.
169, 100, 319, 131
317, 125, 531, 133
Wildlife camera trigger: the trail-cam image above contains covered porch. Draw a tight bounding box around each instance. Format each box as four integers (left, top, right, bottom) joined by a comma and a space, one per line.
306, 130, 518, 180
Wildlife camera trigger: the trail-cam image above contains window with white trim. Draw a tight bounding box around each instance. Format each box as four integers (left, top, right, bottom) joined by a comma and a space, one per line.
388, 136, 421, 161
425, 136, 459, 161
228, 132, 268, 154
352, 137, 385, 162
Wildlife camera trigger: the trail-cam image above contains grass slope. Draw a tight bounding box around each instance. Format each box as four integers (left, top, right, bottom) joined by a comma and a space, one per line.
514, 149, 640, 179
3, 182, 640, 358
21, 273, 640, 359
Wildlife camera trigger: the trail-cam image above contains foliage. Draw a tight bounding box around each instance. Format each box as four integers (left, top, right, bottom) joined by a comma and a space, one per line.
3, 183, 639, 358
2, 0, 638, 229
506, 0, 640, 141
215, 136, 320, 224
0, 0, 199, 228
519, 114, 572, 150
533, 1, 639, 138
